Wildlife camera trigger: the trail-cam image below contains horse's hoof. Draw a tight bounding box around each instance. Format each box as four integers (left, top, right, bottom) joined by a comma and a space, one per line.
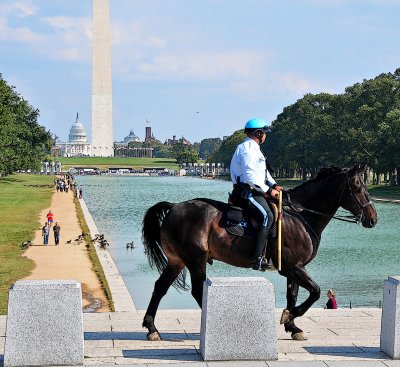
147, 331, 161, 341
292, 332, 307, 341
280, 309, 292, 324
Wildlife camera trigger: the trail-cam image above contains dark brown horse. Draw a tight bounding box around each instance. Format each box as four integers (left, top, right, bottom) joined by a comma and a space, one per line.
142, 164, 377, 341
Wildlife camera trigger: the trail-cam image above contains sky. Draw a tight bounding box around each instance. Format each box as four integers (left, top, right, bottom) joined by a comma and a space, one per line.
1, 0, 400, 144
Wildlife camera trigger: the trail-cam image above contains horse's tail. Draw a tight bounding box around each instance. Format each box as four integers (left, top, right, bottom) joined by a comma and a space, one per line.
142, 201, 188, 291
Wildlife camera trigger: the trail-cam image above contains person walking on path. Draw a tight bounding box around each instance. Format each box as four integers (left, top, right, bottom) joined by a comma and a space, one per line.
325, 289, 338, 309
42, 222, 50, 245
53, 222, 61, 245
79, 188, 83, 199
46, 210, 54, 227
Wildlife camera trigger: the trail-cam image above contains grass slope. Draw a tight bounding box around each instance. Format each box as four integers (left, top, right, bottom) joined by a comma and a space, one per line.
58, 157, 179, 170
74, 196, 114, 311
0, 174, 54, 314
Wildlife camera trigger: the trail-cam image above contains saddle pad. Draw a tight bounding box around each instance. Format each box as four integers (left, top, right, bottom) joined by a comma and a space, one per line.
225, 221, 277, 239
225, 223, 254, 238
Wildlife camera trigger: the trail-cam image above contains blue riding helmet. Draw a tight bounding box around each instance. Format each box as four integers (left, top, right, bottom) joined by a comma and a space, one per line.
244, 118, 271, 133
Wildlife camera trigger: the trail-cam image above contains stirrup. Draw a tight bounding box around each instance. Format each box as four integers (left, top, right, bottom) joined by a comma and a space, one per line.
252, 256, 274, 271
252, 256, 271, 271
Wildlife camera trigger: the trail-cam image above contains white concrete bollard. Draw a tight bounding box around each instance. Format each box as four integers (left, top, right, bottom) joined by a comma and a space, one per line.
380, 276, 400, 359
4, 280, 84, 366
200, 277, 277, 361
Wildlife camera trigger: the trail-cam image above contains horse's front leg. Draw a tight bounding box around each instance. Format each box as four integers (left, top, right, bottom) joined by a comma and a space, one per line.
291, 266, 321, 318
281, 278, 305, 340
280, 266, 320, 340
283, 266, 321, 319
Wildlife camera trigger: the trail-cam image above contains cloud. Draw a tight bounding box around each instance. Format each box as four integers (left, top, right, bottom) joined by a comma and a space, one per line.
111, 19, 167, 48
229, 72, 315, 102
136, 50, 267, 80
0, 1, 43, 42
0, 21, 43, 42
41, 16, 92, 61
0, 1, 37, 17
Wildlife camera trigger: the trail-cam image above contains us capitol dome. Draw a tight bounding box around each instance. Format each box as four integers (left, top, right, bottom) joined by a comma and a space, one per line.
54, 114, 92, 157
68, 114, 88, 143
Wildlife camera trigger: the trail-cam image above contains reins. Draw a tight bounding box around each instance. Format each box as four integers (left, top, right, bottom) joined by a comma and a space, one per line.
284, 199, 361, 224
283, 172, 373, 225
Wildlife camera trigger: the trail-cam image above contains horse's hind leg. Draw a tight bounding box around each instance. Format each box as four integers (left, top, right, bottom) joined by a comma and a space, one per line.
143, 262, 185, 341
187, 254, 207, 307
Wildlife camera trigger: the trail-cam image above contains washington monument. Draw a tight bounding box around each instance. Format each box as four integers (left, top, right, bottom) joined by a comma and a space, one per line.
91, 0, 113, 157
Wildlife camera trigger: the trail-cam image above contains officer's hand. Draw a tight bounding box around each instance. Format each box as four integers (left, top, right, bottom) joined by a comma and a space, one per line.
270, 189, 279, 199
274, 185, 284, 191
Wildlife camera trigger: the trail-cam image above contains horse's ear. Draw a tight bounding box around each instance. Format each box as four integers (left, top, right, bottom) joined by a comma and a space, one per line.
349, 163, 367, 176
359, 163, 367, 173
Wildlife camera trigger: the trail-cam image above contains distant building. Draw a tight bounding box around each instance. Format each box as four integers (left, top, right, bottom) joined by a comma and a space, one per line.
166, 135, 178, 146
166, 135, 191, 146
121, 130, 141, 144
145, 126, 156, 142
52, 114, 92, 157
114, 129, 153, 158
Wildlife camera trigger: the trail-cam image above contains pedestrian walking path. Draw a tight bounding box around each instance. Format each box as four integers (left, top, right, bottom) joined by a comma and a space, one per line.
22, 186, 109, 311
1, 307, 398, 366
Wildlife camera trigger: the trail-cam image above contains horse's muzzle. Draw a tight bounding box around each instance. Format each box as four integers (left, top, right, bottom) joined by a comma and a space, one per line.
363, 217, 377, 228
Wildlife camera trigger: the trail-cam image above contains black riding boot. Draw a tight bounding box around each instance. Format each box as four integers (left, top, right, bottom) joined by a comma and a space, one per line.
252, 226, 273, 271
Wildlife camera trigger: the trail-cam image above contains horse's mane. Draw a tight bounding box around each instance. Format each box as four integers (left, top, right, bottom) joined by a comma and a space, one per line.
310, 167, 343, 183
291, 166, 344, 192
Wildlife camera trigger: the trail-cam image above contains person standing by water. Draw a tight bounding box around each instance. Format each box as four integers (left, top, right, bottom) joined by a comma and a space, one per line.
53, 222, 61, 245
325, 289, 338, 309
42, 222, 50, 246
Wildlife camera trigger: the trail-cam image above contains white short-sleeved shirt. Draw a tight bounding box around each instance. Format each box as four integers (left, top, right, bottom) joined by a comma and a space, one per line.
230, 138, 276, 194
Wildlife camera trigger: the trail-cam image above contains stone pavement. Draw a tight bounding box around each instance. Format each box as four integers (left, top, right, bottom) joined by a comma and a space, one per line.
1, 308, 400, 366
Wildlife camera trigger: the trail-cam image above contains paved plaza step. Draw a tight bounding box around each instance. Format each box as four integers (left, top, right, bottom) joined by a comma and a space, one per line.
1, 308, 399, 366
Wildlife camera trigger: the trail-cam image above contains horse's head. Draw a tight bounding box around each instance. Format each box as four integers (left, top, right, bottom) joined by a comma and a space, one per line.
340, 164, 377, 228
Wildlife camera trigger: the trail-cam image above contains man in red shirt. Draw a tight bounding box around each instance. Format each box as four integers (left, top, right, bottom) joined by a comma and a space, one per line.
46, 210, 54, 228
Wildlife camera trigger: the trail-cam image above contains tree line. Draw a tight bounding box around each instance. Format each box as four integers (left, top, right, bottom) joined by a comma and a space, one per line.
144, 137, 222, 164
209, 69, 400, 185
0, 74, 52, 177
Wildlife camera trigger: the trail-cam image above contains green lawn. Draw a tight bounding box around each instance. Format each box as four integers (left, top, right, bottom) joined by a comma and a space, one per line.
367, 185, 400, 200
57, 157, 179, 170
0, 174, 54, 314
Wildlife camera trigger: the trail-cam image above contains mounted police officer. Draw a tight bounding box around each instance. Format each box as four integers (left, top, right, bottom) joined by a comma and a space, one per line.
230, 118, 283, 271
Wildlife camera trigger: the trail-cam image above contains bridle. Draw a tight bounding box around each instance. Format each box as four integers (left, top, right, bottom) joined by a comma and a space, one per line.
285, 171, 374, 225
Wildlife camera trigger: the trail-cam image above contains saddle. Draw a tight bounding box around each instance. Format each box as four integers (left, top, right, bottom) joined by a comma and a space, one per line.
222, 200, 279, 238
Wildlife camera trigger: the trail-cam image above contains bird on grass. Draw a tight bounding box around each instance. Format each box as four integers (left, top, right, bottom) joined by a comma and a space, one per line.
20, 241, 32, 249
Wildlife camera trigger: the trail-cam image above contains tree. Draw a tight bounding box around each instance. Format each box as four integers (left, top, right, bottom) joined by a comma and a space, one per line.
0, 75, 52, 176
207, 130, 246, 165
198, 138, 222, 160
173, 139, 199, 164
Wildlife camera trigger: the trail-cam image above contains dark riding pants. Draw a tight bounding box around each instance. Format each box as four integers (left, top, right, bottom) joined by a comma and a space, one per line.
247, 193, 274, 259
